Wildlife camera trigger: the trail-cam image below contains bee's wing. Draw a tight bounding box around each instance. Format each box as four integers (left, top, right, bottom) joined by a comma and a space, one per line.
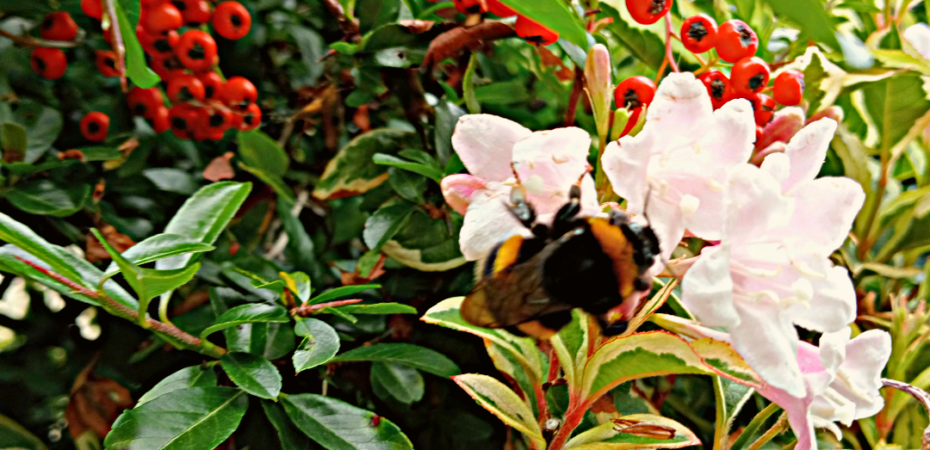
461, 253, 573, 328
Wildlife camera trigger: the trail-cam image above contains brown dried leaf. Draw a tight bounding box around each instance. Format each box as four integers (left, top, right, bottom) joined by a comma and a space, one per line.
86, 225, 136, 263
93, 179, 106, 202
58, 149, 87, 162
203, 152, 235, 182
421, 21, 515, 68
399, 19, 435, 34
538, 47, 574, 82
353, 104, 371, 133
66, 358, 133, 441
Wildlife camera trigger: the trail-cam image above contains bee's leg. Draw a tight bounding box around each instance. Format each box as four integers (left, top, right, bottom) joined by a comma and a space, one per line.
551, 172, 588, 236
597, 314, 629, 336
509, 163, 549, 239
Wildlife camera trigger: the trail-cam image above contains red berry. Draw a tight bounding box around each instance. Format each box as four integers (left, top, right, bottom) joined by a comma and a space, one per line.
167, 74, 206, 102
144, 3, 183, 33
149, 53, 186, 81
715, 20, 758, 63
487, 0, 517, 17
31, 47, 67, 80
205, 105, 233, 136
223, 76, 258, 110
81, 0, 103, 20
213, 2, 251, 40
680, 14, 717, 53
177, 0, 212, 27
730, 56, 770, 96
197, 72, 225, 101
235, 103, 262, 131
773, 69, 804, 106
148, 106, 171, 133
128, 87, 164, 118
755, 125, 763, 143
139, 27, 179, 55
168, 104, 206, 139
80, 112, 110, 142
142, 0, 169, 7
453, 0, 487, 14
614, 76, 656, 110
40, 13, 78, 41
626, 0, 673, 25
697, 70, 732, 110
95, 50, 120, 77
515, 15, 559, 46
747, 93, 775, 126
176, 30, 217, 71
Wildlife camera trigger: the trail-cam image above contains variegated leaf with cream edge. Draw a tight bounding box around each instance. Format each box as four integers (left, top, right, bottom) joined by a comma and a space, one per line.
422, 297, 548, 384
690, 338, 762, 387
550, 309, 591, 388
452, 374, 545, 449
311, 129, 420, 200
484, 339, 541, 417
563, 414, 701, 449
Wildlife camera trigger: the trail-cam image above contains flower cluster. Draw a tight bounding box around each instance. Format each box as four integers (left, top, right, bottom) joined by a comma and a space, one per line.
442, 72, 891, 449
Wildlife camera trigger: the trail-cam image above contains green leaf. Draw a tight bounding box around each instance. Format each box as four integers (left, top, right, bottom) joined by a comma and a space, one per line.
338, 303, 416, 315
157, 181, 252, 272
363, 202, 417, 250
1, 122, 26, 153
329, 343, 460, 377
582, 331, 715, 400
281, 271, 312, 303
463, 52, 481, 114
113, 0, 161, 88
227, 322, 296, 360
434, 100, 465, 164
690, 338, 762, 386
220, 352, 283, 400
76, 146, 123, 161
453, 374, 544, 446
238, 130, 289, 177
760, 0, 839, 49
261, 400, 314, 450
278, 198, 324, 282
201, 303, 290, 339
8, 100, 62, 163
803, 49, 829, 113
0, 413, 48, 450
423, 297, 546, 383
601, 5, 664, 67
281, 394, 414, 450
143, 168, 199, 195
373, 153, 444, 181
238, 161, 296, 202
497, 0, 588, 49
729, 403, 781, 450
310, 284, 381, 304
293, 318, 340, 373
104, 388, 247, 450
312, 129, 419, 200
371, 362, 424, 404
136, 365, 218, 405
7, 180, 90, 217
562, 413, 701, 449
550, 310, 591, 387
104, 234, 215, 276
858, 72, 930, 155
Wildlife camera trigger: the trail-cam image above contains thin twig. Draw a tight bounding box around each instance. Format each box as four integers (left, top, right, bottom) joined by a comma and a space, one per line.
0, 29, 81, 49
102, 0, 128, 91
746, 413, 789, 450
882, 379, 930, 449
321, 0, 360, 42
290, 298, 363, 317
564, 67, 584, 126
664, 14, 680, 73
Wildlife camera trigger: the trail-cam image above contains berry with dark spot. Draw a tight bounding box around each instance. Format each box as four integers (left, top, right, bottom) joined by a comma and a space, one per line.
176, 30, 217, 71
213, 2, 251, 40
614, 76, 656, 110
31, 47, 68, 80
680, 14, 717, 54
626, 0, 673, 25
81, 112, 110, 142
95, 50, 120, 77
715, 19, 758, 63
730, 56, 770, 96
41, 12, 78, 41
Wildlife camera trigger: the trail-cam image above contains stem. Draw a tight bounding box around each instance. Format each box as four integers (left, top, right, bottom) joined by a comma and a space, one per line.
102, 0, 128, 92
564, 67, 584, 127
15, 256, 225, 358
712, 377, 727, 450
158, 293, 174, 326
290, 298, 363, 317
881, 378, 930, 449
0, 29, 82, 48
664, 14, 680, 73
548, 397, 586, 450
746, 413, 789, 450
858, 152, 890, 259
321, 0, 360, 42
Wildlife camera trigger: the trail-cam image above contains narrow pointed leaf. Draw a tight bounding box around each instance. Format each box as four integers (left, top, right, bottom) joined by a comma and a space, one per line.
329, 343, 459, 377
338, 303, 416, 315
452, 374, 544, 445
281, 393, 414, 449
563, 414, 701, 449
371, 362, 425, 404
137, 365, 218, 405
104, 234, 215, 276
293, 318, 340, 373
261, 400, 313, 450
221, 352, 282, 400
201, 303, 290, 339
309, 284, 380, 304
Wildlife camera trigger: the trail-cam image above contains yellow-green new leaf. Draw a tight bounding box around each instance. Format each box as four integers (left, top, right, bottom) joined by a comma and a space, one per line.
690, 338, 762, 387
452, 374, 544, 447
551, 310, 591, 387
563, 414, 701, 449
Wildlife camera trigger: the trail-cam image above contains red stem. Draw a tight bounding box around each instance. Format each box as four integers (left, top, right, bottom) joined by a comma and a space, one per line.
290, 298, 363, 317
664, 14, 679, 73
548, 397, 588, 450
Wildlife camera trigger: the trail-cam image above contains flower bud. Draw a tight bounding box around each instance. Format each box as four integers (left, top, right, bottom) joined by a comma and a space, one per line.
585, 44, 612, 138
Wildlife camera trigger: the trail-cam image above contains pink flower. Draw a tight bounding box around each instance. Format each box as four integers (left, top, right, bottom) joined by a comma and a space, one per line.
656, 315, 891, 450
681, 118, 864, 398
440, 115, 599, 260
601, 72, 757, 259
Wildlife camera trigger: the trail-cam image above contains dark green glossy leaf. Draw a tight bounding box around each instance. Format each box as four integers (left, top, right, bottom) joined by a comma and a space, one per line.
373, 153, 443, 181
261, 400, 313, 450
309, 284, 380, 305
1, 122, 26, 153
137, 365, 218, 405
114, 0, 161, 88
293, 318, 340, 373
143, 168, 199, 195
76, 146, 122, 161
239, 161, 296, 202
104, 388, 247, 450
226, 322, 296, 360
104, 234, 215, 276
201, 303, 290, 339
8, 101, 61, 163
497, 0, 588, 49
371, 362, 424, 404
281, 394, 414, 450
338, 303, 416, 315
330, 343, 460, 377
238, 130, 289, 177
220, 352, 283, 399
7, 180, 90, 217
761, 0, 839, 48
601, 5, 664, 67
312, 129, 418, 200
363, 202, 416, 250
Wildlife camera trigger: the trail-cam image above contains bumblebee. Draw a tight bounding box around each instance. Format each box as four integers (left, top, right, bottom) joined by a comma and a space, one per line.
461, 175, 660, 339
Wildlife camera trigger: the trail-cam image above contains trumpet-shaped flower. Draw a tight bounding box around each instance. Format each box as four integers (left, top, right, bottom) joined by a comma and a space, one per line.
681, 118, 864, 398
656, 315, 891, 450
440, 115, 599, 260
601, 72, 757, 259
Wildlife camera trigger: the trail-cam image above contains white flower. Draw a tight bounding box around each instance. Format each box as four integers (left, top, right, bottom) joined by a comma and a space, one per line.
601, 72, 757, 260
440, 115, 599, 260
681, 118, 864, 398
904, 23, 930, 60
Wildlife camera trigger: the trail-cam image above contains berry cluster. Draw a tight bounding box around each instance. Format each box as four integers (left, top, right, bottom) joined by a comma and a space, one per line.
443, 0, 560, 46
29, 13, 78, 80
613, 2, 807, 140
72, 0, 259, 143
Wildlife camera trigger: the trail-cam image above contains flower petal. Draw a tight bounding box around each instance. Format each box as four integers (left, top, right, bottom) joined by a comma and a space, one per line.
681, 244, 740, 327
697, 99, 757, 168
730, 301, 806, 398
452, 114, 532, 181
644, 188, 686, 262
780, 177, 865, 258
834, 330, 892, 420
905, 23, 930, 60
780, 119, 838, 191
441, 174, 487, 215
818, 327, 851, 378
458, 185, 532, 261
724, 164, 792, 243
513, 127, 592, 213
757, 106, 806, 151
641, 73, 715, 153
603, 138, 651, 214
